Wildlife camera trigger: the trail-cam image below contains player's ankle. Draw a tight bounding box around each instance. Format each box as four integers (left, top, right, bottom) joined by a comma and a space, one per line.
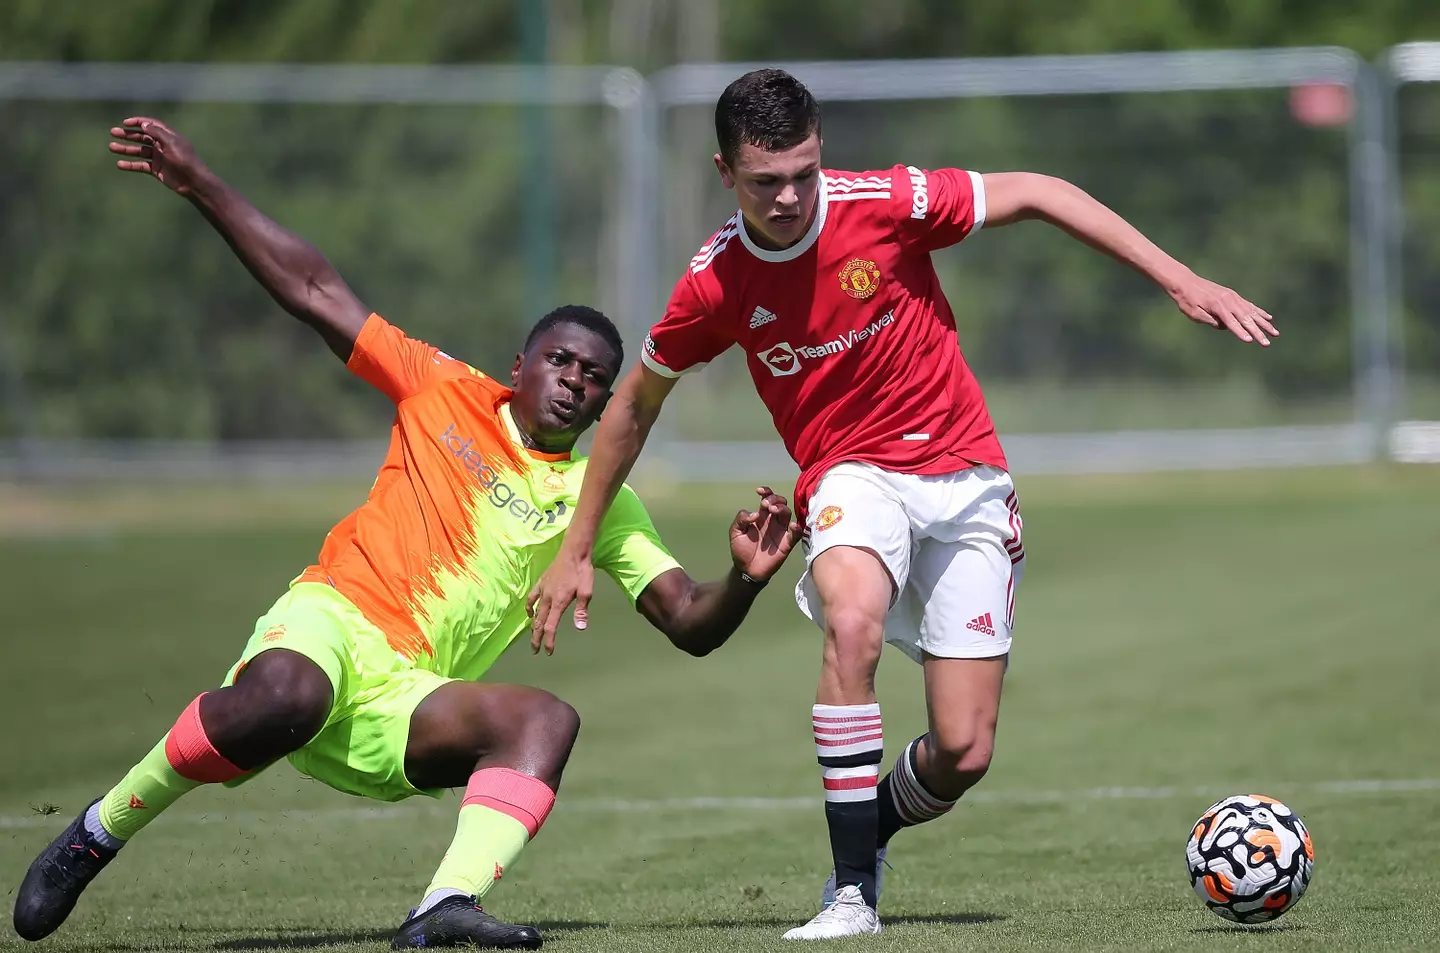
414, 887, 468, 917
82, 801, 125, 851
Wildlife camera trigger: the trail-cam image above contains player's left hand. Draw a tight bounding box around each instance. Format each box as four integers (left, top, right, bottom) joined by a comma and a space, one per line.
729, 486, 803, 583
108, 117, 207, 196
1168, 272, 1278, 347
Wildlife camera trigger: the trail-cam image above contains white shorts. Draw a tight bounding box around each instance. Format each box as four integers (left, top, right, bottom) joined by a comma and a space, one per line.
795, 462, 1024, 663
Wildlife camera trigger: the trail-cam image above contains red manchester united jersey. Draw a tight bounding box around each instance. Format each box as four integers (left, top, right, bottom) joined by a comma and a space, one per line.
643, 165, 1008, 514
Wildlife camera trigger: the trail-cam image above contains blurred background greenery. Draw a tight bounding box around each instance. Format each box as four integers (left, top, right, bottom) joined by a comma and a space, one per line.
1, 1, 1438, 442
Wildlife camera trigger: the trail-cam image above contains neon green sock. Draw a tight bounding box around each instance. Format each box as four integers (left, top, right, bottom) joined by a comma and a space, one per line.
97, 737, 202, 841
424, 803, 532, 902
98, 693, 249, 842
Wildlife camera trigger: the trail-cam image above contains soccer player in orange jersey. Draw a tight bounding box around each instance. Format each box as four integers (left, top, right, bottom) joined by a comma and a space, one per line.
13, 118, 802, 951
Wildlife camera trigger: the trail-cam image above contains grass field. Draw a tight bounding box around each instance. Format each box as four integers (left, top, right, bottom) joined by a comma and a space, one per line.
2, 467, 1439, 952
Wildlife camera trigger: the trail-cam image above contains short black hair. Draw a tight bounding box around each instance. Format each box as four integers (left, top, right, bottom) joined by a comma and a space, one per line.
715, 68, 821, 166
524, 304, 624, 367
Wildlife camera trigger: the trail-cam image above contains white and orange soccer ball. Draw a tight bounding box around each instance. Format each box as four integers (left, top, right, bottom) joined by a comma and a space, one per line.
1185, 794, 1315, 923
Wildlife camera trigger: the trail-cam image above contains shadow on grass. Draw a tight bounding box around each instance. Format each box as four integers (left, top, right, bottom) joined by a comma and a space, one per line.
83, 913, 998, 950
1191, 922, 1306, 935
212, 932, 394, 950
207, 920, 612, 950
649, 912, 1005, 930
890, 913, 1005, 927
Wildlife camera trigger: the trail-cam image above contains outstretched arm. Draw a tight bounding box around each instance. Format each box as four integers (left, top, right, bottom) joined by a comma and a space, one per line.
634, 487, 803, 657
527, 363, 676, 653
982, 172, 1278, 347
109, 117, 369, 359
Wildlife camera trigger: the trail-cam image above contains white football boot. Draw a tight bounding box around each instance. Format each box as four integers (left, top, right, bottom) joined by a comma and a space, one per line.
783, 885, 882, 940
819, 846, 888, 909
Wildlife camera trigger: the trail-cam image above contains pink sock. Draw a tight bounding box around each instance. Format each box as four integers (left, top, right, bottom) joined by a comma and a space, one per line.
462, 768, 556, 838
163, 695, 246, 783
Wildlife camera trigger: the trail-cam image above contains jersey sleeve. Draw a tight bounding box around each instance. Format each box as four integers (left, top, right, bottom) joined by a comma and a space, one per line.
891, 165, 988, 253
346, 313, 477, 403
641, 270, 735, 378
591, 484, 683, 605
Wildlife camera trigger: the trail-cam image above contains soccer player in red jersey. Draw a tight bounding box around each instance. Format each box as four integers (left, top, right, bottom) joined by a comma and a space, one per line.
528, 69, 1276, 939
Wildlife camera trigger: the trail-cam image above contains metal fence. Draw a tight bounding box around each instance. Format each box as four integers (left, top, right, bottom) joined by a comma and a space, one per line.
653, 49, 1388, 478
1386, 42, 1440, 463
0, 48, 1433, 481
0, 62, 652, 477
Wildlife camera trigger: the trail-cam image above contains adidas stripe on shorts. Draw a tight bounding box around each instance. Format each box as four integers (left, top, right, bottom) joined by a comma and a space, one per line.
795, 462, 1024, 663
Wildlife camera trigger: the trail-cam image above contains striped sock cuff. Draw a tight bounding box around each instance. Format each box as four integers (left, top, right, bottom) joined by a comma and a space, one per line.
813, 702, 883, 765
823, 763, 880, 803
890, 737, 956, 825
814, 703, 882, 805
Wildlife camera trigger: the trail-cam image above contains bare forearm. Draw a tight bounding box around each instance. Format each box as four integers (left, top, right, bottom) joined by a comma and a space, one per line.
185, 168, 363, 355
988, 172, 1192, 294
655, 568, 763, 657
565, 377, 662, 556
631, 487, 798, 657
981, 171, 1276, 345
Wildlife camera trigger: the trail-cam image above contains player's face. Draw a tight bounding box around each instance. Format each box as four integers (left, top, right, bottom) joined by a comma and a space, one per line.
509, 325, 619, 451
716, 133, 822, 250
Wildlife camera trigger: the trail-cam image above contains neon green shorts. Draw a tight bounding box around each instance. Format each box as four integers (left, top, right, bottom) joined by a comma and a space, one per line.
223, 583, 457, 803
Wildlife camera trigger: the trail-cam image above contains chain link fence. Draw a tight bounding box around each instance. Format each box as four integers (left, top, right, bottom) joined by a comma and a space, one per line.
0, 63, 651, 477
0, 49, 1425, 481
651, 49, 1390, 479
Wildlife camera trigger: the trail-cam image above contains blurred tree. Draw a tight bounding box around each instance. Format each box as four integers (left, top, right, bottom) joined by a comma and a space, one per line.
0, 0, 1436, 438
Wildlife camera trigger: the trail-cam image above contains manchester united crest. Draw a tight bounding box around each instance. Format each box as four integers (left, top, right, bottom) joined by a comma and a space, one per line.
838, 258, 881, 300
542, 468, 567, 492
815, 505, 844, 531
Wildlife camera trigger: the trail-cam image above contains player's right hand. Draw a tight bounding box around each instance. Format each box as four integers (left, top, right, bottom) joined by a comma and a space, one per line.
108, 118, 206, 196
526, 546, 594, 656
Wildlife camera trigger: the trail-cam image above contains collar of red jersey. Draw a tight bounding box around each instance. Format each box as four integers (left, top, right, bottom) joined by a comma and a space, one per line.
738, 171, 830, 264
499, 402, 573, 463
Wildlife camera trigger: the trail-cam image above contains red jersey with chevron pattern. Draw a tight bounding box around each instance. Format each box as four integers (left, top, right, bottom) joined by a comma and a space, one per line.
642, 166, 1008, 516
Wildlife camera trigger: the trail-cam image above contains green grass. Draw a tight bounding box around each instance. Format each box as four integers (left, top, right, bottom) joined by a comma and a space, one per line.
2, 467, 1439, 951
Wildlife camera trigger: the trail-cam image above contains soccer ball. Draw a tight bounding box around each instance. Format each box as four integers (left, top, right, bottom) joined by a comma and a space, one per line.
1185, 794, 1315, 923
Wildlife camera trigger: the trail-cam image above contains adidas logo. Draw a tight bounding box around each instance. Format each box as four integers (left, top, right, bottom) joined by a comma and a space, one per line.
129, 794, 147, 810
965, 612, 997, 636
750, 305, 778, 329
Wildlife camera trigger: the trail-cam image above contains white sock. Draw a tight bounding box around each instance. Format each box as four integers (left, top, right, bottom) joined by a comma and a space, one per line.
414, 887, 468, 917
83, 801, 125, 851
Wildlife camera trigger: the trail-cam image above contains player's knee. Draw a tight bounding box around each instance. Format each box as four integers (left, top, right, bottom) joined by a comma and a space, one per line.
233, 651, 333, 742
822, 607, 883, 692
928, 727, 995, 781
956, 741, 995, 780
540, 694, 582, 750
511, 689, 581, 760
823, 606, 885, 661
256, 683, 331, 746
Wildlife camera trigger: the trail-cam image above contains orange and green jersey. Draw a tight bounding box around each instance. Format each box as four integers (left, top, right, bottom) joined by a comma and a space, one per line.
294, 314, 680, 681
